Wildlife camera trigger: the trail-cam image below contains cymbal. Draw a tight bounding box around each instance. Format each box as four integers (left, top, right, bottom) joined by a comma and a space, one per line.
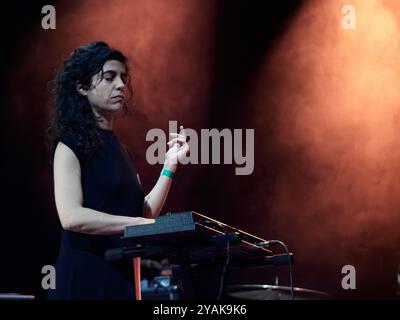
227, 284, 332, 300
0, 293, 35, 300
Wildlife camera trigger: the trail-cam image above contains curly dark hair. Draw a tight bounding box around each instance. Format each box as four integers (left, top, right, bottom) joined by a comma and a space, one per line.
46, 41, 133, 161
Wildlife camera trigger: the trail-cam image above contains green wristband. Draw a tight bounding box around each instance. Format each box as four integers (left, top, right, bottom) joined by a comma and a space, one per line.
161, 168, 175, 178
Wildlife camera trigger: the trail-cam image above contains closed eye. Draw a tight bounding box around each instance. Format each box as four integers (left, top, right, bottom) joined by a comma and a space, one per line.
103, 71, 116, 81
103, 71, 127, 84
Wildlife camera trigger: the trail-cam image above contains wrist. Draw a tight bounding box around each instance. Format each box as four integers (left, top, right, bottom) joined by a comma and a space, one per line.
163, 163, 177, 172
161, 167, 175, 179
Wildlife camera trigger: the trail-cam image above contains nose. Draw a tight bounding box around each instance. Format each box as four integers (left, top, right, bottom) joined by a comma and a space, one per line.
115, 76, 125, 91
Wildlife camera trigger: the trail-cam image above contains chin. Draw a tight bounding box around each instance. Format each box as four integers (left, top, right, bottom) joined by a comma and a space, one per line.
107, 103, 124, 112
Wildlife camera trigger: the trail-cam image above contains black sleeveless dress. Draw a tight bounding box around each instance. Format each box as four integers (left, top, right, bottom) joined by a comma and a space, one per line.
47, 128, 144, 300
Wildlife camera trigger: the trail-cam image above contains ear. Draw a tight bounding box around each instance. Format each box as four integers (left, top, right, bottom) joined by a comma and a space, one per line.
76, 81, 88, 96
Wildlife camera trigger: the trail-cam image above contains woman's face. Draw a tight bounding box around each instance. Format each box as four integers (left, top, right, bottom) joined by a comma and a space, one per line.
84, 60, 128, 115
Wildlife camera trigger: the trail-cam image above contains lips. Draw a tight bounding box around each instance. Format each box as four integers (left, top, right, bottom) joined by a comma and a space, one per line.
111, 95, 124, 103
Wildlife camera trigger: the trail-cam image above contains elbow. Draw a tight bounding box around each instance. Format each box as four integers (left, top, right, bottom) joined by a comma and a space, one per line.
59, 208, 82, 232
142, 200, 157, 219
60, 216, 77, 232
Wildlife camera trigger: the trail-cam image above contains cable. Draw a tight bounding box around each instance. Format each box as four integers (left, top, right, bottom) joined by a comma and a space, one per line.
277, 240, 294, 301
256, 240, 295, 301
216, 237, 230, 300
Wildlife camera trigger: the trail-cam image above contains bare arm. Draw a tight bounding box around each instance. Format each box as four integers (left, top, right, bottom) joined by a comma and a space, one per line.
142, 126, 189, 219
53, 142, 154, 235
142, 163, 176, 219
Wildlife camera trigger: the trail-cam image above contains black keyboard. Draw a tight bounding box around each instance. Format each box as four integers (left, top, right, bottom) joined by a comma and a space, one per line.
122, 211, 200, 240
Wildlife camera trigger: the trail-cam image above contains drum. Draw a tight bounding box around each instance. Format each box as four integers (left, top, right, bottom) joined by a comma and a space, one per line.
226, 284, 332, 300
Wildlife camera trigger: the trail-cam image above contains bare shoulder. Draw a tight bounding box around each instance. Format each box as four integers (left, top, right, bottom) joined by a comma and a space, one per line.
53, 142, 83, 229
54, 141, 81, 174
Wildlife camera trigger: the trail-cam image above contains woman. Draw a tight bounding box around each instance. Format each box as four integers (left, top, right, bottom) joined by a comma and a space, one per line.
46, 41, 189, 299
